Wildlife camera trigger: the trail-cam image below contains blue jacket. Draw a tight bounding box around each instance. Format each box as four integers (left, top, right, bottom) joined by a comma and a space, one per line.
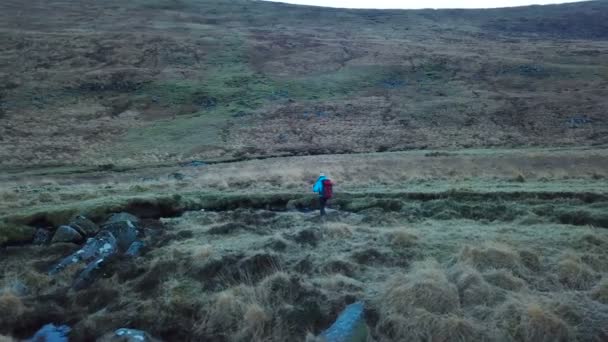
313, 176, 326, 197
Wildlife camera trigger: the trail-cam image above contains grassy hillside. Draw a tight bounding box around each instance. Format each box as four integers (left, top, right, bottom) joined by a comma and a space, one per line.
1, 0, 607, 167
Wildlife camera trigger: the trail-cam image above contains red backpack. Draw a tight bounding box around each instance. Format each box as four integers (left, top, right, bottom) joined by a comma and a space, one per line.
322, 179, 333, 199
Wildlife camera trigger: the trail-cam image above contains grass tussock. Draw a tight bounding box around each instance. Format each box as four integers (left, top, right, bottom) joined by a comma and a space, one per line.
382, 260, 460, 315
448, 264, 494, 307
591, 278, 608, 304
556, 253, 597, 290
495, 300, 572, 342
377, 310, 485, 342
388, 228, 418, 248
458, 242, 524, 273
483, 269, 527, 291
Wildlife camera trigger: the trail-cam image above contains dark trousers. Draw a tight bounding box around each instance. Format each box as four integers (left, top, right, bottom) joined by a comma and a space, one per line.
319, 197, 327, 216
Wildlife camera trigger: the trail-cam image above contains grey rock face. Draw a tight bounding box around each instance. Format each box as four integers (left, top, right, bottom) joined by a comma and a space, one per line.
51, 225, 83, 244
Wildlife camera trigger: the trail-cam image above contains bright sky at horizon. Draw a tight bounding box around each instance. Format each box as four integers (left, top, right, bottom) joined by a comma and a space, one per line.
263, 0, 587, 9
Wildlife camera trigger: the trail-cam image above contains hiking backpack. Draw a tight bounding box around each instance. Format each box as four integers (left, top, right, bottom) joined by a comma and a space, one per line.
322, 179, 333, 199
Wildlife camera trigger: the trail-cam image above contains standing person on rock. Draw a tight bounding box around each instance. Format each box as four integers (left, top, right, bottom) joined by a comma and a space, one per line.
313, 172, 333, 217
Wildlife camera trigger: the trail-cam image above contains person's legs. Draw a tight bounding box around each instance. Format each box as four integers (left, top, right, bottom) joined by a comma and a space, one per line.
320, 197, 326, 216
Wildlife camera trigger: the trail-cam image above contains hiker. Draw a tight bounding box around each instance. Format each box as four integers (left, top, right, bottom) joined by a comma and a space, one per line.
313, 173, 333, 216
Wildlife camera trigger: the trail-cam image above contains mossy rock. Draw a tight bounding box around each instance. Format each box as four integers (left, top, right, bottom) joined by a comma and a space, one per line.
0, 222, 35, 246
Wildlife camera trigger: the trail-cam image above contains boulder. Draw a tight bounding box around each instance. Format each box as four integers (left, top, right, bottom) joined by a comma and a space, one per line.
27, 323, 71, 342
51, 225, 84, 244
0, 222, 35, 246
125, 240, 145, 257
105, 212, 140, 226
318, 301, 367, 342
69, 215, 99, 237
102, 221, 138, 252
49, 230, 117, 275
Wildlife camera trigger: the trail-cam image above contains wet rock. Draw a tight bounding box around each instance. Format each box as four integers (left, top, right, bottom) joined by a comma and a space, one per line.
125, 240, 146, 257
0, 222, 35, 246
69, 215, 99, 237
72, 257, 108, 290
51, 225, 84, 244
49, 231, 117, 275
98, 328, 161, 342
319, 301, 367, 342
27, 323, 71, 342
102, 221, 138, 252
33, 228, 52, 245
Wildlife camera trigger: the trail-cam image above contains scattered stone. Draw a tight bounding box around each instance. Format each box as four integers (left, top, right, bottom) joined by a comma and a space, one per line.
26, 323, 70, 342
51, 225, 84, 244
33, 228, 52, 245
0, 223, 35, 246
68, 215, 99, 237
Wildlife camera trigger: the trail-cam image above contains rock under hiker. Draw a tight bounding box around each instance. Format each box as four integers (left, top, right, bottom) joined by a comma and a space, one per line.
313, 172, 333, 216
